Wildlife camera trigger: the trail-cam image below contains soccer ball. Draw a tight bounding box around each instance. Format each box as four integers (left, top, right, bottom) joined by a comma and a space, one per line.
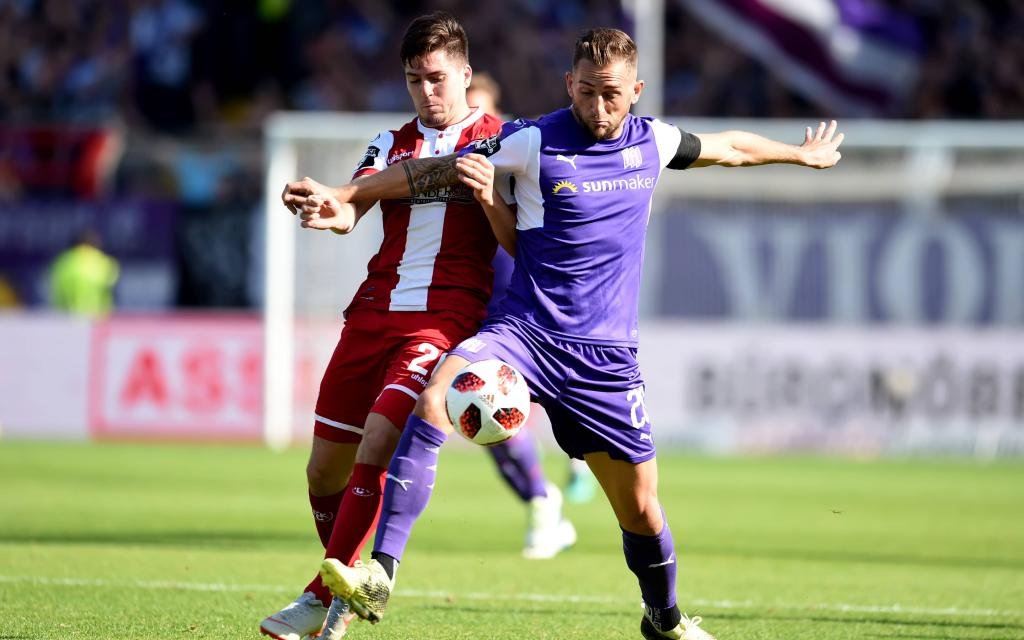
446, 359, 531, 445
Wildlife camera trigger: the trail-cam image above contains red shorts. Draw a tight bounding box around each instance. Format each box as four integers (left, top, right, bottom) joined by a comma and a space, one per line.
313, 309, 479, 443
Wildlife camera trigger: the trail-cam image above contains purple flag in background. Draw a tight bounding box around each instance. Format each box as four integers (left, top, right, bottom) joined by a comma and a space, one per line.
680, 0, 922, 115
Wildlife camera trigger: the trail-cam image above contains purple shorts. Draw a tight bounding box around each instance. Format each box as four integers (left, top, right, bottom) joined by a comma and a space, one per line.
449, 315, 655, 463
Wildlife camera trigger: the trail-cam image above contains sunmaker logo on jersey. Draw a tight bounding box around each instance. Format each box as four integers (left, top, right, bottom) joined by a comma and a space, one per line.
552, 180, 578, 194
582, 173, 656, 192
551, 173, 655, 195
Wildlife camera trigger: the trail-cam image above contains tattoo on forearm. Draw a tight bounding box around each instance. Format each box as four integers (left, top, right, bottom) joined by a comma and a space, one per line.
405, 155, 459, 196
402, 162, 416, 197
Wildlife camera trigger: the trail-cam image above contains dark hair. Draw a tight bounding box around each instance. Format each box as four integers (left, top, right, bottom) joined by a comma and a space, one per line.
400, 12, 468, 66
572, 28, 638, 69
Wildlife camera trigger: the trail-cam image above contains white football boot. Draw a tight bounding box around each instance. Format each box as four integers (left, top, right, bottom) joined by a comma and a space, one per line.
640, 606, 717, 640
259, 591, 328, 640
522, 482, 577, 559
302, 597, 356, 640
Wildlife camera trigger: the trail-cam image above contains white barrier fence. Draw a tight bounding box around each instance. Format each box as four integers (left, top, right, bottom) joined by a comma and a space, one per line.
638, 322, 1024, 457
2, 313, 1022, 456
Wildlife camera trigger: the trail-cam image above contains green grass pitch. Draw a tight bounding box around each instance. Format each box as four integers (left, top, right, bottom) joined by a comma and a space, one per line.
0, 441, 1022, 639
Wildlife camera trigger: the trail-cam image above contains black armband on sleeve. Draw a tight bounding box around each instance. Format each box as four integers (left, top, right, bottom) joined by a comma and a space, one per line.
668, 131, 701, 170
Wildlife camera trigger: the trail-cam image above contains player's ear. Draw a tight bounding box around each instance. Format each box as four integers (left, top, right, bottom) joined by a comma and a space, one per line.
463, 63, 472, 88
631, 79, 644, 104
564, 71, 573, 98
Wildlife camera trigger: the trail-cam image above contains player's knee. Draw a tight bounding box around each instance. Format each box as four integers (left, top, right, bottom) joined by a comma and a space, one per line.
618, 495, 664, 536
413, 384, 448, 425
356, 423, 401, 466
306, 458, 346, 495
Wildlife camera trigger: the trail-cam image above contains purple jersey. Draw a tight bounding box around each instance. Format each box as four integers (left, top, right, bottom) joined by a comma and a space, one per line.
463, 108, 686, 347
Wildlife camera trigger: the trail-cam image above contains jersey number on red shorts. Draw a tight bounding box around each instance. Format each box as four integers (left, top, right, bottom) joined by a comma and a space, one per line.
408, 343, 442, 376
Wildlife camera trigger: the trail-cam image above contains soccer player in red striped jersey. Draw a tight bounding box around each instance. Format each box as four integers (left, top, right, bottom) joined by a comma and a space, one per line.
261, 13, 573, 640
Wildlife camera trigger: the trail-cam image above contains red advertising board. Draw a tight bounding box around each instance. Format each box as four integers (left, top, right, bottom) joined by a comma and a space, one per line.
89, 315, 263, 440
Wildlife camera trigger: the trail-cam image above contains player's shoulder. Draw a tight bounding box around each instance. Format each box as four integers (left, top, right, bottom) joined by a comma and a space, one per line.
372, 117, 422, 164
499, 115, 542, 136
529, 107, 586, 149
630, 114, 688, 143
471, 112, 505, 137
522, 108, 573, 137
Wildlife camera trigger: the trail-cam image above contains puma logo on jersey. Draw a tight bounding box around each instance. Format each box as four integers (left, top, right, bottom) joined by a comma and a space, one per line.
386, 474, 414, 490
556, 154, 578, 170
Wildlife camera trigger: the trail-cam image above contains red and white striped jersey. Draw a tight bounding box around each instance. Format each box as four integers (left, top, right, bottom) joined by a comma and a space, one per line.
345, 109, 502, 322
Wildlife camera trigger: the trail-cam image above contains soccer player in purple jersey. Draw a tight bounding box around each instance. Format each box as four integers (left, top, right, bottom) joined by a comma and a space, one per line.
285, 27, 843, 640
264, 13, 575, 640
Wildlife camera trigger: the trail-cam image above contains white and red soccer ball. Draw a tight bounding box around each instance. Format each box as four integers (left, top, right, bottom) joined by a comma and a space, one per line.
446, 359, 531, 445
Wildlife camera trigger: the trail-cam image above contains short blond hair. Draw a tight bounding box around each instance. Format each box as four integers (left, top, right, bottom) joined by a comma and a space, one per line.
572, 28, 637, 70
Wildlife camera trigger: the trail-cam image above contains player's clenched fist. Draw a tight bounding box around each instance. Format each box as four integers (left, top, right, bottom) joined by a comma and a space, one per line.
282, 177, 359, 234
282, 176, 327, 215
456, 153, 495, 207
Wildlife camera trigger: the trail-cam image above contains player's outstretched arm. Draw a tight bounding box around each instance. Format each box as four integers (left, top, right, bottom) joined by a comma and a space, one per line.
292, 154, 462, 208
691, 120, 844, 169
457, 153, 517, 256
281, 176, 372, 234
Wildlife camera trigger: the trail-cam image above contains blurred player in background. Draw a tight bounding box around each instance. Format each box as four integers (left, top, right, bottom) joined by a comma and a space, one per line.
468, 72, 599, 505
261, 13, 573, 640
289, 27, 843, 640
49, 228, 119, 318
465, 71, 502, 117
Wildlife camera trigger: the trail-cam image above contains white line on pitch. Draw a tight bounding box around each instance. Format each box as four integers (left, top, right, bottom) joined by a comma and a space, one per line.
0, 575, 1017, 619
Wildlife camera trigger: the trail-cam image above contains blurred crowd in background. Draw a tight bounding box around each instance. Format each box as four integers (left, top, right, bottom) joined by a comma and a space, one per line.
2, 0, 1021, 129
0, 0, 1022, 311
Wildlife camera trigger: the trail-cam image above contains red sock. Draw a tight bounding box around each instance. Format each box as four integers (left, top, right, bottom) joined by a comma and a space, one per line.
305, 574, 332, 607
326, 463, 387, 565
304, 465, 386, 605
309, 488, 345, 549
